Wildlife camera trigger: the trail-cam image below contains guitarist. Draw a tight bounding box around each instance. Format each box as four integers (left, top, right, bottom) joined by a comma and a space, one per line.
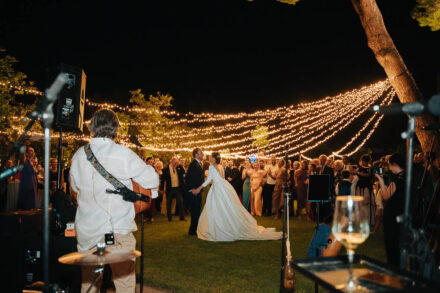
70, 109, 159, 293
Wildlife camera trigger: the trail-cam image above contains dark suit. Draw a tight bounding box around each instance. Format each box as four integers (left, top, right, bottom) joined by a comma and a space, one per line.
161, 165, 185, 221
225, 166, 232, 181
177, 165, 189, 212
185, 159, 204, 235
319, 164, 335, 221
320, 165, 335, 197
229, 167, 242, 196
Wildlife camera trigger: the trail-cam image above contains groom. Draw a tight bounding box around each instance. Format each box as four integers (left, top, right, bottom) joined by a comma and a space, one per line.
185, 148, 204, 236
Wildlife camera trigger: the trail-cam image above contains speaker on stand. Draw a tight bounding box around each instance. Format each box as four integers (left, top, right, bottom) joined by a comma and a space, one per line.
51, 63, 86, 133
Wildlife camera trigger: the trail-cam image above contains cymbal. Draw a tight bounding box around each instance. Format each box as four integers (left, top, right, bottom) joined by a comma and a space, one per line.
58, 248, 141, 266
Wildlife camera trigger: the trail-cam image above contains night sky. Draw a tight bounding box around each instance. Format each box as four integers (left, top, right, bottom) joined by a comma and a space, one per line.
1, 0, 439, 115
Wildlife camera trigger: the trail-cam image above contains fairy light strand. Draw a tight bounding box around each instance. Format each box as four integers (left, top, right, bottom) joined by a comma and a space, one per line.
7, 79, 394, 158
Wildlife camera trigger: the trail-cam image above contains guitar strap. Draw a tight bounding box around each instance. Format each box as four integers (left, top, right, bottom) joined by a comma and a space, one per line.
84, 144, 127, 191
83, 144, 150, 203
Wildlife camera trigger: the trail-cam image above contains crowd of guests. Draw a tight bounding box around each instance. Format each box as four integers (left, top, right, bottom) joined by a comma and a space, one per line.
0, 146, 68, 211
1, 146, 437, 268
140, 151, 435, 267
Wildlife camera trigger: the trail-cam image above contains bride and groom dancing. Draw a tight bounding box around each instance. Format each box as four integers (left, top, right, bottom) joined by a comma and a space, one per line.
185, 148, 282, 241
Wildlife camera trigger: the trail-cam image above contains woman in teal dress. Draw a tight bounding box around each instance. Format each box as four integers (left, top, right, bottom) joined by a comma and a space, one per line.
241, 160, 252, 212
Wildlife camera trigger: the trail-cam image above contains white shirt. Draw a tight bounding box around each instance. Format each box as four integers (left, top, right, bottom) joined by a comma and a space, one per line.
70, 137, 159, 251
264, 164, 279, 185
169, 165, 179, 187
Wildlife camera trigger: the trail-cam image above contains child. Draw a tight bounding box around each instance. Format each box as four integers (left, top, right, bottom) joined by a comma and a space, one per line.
335, 170, 352, 195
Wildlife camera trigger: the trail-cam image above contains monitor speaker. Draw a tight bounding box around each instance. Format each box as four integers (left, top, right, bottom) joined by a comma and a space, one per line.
52, 63, 86, 132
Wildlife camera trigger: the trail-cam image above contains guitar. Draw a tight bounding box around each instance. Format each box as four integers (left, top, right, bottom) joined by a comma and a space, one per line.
131, 180, 152, 214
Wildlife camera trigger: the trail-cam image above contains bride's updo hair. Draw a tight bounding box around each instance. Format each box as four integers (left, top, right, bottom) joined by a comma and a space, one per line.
212, 152, 221, 164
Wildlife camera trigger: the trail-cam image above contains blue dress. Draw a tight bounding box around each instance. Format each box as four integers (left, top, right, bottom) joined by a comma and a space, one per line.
17, 160, 38, 210
242, 175, 251, 212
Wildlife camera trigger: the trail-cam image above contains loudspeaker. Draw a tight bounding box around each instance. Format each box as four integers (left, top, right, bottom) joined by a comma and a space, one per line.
52, 63, 86, 132
307, 174, 331, 202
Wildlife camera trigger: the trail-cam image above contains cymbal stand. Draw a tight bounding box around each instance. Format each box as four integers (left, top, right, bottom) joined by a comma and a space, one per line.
85, 243, 106, 293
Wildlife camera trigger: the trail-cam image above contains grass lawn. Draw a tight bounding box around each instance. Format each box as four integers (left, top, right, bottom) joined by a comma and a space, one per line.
134, 214, 386, 293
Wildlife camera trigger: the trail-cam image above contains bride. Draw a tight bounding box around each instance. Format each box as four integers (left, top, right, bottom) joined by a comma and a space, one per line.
192, 152, 282, 241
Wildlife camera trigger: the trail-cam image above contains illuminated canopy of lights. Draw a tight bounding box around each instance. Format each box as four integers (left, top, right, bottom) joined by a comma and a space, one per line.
5, 79, 395, 158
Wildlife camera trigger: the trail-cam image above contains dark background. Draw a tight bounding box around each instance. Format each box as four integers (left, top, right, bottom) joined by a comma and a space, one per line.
1, 0, 439, 152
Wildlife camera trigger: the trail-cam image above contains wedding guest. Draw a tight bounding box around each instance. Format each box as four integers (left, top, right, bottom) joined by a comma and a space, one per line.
372, 179, 384, 234
17, 146, 38, 210
335, 170, 352, 195
319, 155, 335, 200
308, 163, 318, 175
145, 161, 163, 222
145, 157, 153, 166
154, 161, 163, 215
333, 160, 344, 185
249, 161, 265, 216
178, 158, 187, 174
290, 161, 300, 216
4, 160, 15, 182
355, 154, 374, 222
161, 157, 185, 221
272, 160, 286, 219
229, 161, 243, 200
177, 157, 189, 213
49, 158, 63, 193
1, 160, 15, 211
241, 160, 252, 212
375, 153, 405, 267
295, 160, 309, 220
258, 159, 265, 170
263, 157, 278, 216
342, 155, 351, 171
35, 162, 45, 208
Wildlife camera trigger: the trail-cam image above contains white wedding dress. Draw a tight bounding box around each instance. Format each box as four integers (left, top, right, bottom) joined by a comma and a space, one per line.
197, 165, 283, 241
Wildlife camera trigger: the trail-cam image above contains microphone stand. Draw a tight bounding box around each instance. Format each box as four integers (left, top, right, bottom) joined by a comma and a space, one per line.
397, 114, 438, 280
415, 129, 438, 226
40, 74, 67, 290
372, 98, 440, 280
280, 144, 293, 292
0, 114, 39, 176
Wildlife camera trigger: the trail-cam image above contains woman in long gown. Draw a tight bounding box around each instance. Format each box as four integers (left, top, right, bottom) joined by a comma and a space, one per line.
241, 160, 252, 212
193, 153, 282, 242
294, 160, 309, 220
248, 161, 265, 216
355, 154, 375, 223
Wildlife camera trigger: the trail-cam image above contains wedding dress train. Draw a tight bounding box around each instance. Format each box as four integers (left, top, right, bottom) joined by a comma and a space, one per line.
197, 165, 282, 241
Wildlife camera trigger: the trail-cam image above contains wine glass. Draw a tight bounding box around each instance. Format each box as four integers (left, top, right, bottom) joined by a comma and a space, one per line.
332, 196, 370, 290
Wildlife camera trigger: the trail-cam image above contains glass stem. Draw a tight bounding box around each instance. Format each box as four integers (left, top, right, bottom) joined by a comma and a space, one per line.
347, 249, 355, 289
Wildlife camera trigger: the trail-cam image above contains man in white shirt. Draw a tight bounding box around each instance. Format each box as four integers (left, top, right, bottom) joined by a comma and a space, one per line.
70, 109, 159, 293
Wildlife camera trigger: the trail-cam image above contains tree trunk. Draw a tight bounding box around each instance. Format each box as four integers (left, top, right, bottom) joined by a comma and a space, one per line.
351, 0, 439, 172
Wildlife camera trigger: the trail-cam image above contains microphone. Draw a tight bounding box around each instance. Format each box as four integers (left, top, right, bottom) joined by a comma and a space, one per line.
29, 73, 68, 118
371, 94, 440, 116
0, 165, 24, 180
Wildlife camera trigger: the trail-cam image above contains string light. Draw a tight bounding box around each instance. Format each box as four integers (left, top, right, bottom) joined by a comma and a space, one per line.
0, 81, 43, 96
7, 79, 395, 158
